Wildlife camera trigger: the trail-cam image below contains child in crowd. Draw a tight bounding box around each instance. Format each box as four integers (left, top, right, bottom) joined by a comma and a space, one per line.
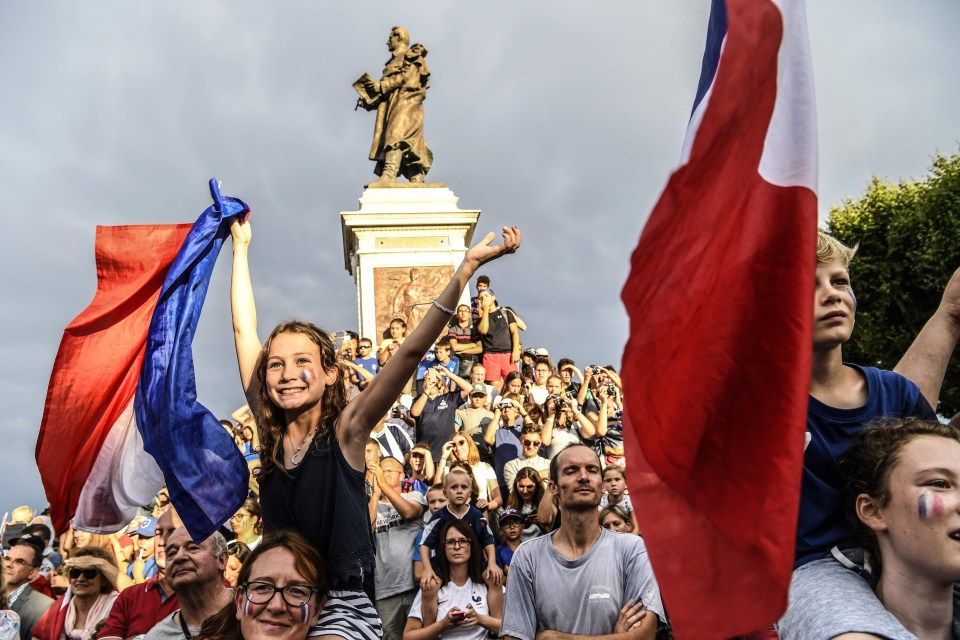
504, 467, 546, 542
599, 505, 634, 534
777, 231, 951, 640
494, 509, 524, 577
599, 465, 639, 534
418, 469, 502, 590
403, 443, 435, 495
412, 485, 447, 584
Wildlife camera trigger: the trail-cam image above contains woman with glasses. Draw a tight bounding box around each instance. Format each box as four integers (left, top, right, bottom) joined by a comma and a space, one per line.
402, 520, 502, 640
229, 219, 519, 640
197, 530, 330, 640
231, 499, 263, 550
33, 547, 119, 640
434, 435, 501, 515
224, 541, 251, 589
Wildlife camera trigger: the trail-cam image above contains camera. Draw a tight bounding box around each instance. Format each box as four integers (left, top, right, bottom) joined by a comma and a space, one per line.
591, 366, 604, 375
603, 383, 617, 396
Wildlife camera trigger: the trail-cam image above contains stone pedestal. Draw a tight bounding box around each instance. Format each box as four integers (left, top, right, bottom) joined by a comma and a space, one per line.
341, 184, 480, 343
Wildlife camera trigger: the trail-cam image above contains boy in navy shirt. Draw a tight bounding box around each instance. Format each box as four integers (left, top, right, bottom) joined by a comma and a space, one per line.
779, 232, 960, 639
418, 468, 502, 590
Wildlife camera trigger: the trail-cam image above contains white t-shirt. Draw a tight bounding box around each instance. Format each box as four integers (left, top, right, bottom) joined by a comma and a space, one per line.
408, 578, 491, 640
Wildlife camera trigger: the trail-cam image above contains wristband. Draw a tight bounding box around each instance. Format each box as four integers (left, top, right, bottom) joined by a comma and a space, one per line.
432, 299, 455, 315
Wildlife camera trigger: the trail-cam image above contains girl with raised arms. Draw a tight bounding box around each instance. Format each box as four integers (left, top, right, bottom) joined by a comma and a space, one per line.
229, 219, 519, 640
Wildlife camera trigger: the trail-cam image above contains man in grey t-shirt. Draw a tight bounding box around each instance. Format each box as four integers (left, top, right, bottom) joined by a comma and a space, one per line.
371, 456, 427, 640
501, 445, 665, 640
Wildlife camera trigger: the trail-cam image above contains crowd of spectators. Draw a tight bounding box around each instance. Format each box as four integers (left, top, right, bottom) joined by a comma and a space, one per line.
7, 225, 960, 640
3, 273, 665, 640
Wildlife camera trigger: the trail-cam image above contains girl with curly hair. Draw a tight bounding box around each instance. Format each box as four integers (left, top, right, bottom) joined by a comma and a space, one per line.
229, 219, 519, 640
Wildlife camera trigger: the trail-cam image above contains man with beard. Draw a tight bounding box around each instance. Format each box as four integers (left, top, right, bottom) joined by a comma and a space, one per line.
500, 445, 666, 640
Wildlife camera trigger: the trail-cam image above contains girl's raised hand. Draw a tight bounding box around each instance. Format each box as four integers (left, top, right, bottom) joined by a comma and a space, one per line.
464, 226, 521, 270
230, 218, 252, 247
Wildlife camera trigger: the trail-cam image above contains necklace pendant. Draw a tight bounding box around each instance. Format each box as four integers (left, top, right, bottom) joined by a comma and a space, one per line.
291, 452, 301, 465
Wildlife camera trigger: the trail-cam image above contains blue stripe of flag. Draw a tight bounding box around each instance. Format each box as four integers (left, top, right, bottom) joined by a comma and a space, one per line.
134, 179, 251, 541
691, 0, 728, 117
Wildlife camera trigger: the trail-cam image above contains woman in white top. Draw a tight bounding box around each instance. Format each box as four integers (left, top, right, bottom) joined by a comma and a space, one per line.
403, 520, 502, 640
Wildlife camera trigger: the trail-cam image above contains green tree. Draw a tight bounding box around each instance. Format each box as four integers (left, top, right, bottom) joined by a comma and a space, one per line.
827, 148, 960, 416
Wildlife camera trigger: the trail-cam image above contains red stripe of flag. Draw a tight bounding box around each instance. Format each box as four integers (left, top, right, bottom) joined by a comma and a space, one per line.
621, 0, 816, 637
37, 224, 191, 533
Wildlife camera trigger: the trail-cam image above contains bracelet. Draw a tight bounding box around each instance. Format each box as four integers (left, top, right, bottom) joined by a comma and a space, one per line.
432, 299, 455, 315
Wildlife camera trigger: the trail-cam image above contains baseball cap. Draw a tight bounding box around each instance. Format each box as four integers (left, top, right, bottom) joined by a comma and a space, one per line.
126, 516, 157, 538
498, 509, 524, 526
469, 383, 487, 396
534, 347, 549, 357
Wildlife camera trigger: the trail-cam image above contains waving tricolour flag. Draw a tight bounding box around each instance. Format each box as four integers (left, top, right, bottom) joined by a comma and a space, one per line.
620, 1, 817, 638
37, 180, 250, 541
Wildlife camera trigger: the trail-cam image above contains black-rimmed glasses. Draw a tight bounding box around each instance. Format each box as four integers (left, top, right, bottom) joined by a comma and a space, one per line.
242, 581, 319, 606
443, 538, 470, 549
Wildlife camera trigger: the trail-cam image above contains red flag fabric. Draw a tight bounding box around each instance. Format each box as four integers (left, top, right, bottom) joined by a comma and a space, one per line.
36, 224, 191, 534
620, 0, 817, 637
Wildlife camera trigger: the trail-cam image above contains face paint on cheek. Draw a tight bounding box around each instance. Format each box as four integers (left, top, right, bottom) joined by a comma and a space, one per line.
243, 600, 253, 617
301, 368, 315, 383
299, 602, 309, 623
918, 493, 945, 519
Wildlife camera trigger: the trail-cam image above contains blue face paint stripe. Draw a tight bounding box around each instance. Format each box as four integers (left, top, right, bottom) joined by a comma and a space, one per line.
918, 494, 928, 519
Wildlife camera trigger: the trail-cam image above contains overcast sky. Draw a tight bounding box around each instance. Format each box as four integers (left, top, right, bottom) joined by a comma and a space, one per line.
2, 2, 957, 519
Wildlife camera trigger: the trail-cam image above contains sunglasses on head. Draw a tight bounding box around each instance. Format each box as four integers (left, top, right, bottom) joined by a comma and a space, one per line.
68, 568, 100, 580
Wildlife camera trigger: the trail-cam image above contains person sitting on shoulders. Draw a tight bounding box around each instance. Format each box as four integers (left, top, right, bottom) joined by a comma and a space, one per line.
403, 521, 502, 640
418, 470, 502, 592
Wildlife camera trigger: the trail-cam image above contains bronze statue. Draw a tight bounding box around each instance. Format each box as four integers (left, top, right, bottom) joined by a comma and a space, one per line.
354, 26, 433, 185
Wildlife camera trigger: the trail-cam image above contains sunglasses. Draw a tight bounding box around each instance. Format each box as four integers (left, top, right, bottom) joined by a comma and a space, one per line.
522, 439, 541, 447
69, 568, 100, 580
453, 440, 468, 446
358, 345, 371, 350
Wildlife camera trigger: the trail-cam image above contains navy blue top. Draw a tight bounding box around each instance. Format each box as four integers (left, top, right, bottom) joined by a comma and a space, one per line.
421, 505, 496, 551
795, 365, 935, 567
258, 431, 375, 588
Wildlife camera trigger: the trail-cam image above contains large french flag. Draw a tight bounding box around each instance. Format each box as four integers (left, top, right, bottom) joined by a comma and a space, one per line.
37, 180, 251, 542
620, 1, 816, 638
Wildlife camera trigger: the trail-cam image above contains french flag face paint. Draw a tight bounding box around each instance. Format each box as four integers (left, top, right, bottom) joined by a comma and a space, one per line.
243, 599, 254, 618
299, 602, 310, 623
301, 368, 316, 384
847, 286, 857, 312
918, 492, 945, 520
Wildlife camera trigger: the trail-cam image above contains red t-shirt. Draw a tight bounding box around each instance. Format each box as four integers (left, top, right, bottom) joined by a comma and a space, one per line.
97, 578, 180, 639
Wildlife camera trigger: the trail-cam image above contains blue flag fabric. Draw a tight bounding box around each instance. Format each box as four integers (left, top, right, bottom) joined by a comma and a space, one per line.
135, 179, 251, 541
